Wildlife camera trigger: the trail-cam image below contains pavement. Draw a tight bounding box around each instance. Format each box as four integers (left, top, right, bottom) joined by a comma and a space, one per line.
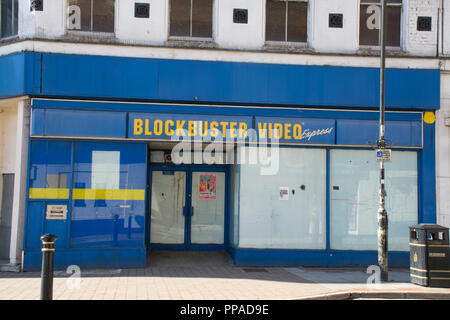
0, 251, 449, 300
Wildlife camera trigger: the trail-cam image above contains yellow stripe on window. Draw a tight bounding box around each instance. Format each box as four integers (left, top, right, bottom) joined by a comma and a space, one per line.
29, 188, 145, 200
29, 188, 70, 199
72, 189, 146, 201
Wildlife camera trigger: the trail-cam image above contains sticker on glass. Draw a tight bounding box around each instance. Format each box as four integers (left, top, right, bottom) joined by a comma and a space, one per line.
279, 187, 289, 201
199, 174, 217, 199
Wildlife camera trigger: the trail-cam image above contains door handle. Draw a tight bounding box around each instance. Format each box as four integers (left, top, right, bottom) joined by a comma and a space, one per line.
191, 206, 194, 217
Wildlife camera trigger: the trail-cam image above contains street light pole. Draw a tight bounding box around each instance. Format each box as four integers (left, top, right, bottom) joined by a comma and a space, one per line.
378, 0, 388, 282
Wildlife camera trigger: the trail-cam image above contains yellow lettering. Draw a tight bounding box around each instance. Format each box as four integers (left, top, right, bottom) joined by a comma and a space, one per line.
188, 121, 197, 137
154, 120, 163, 136
293, 124, 302, 139
176, 120, 186, 136
229, 122, 237, 138
220, 122, 228, 138
239, 122, 248, 139
133, 119, 143, 136
210, 121, 219, 138
284, 123, 292, 140
268, 123, 273, 139
165, 120, 174, 136
274, 123, 283, 139
258, 122, 267, 139
145, 119, 152, 136
199, 121, 209, 137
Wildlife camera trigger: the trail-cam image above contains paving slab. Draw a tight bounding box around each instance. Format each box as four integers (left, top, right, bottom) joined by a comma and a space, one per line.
0, 251, 449, 300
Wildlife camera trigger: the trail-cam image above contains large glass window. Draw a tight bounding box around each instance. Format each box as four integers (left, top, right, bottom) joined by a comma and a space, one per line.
169, 0, 213, 39
330, 150, 418, 251
67, 0, 115, 33
265, 0, 308, 43
360, 0, 402, 47
71, 142, 146, 248
238, 147, 326, 249
28, 141, 72, 200
0, 0, 18, 39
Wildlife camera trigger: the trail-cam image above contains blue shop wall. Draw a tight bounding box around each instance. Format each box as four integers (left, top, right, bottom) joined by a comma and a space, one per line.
23, 140, 148, 271
27, 104, 437, 268
0, 52, 40, 97
0, 52, 440, 110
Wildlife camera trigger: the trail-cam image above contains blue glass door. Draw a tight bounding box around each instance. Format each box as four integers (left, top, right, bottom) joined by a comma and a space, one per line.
149, 166, 226, 249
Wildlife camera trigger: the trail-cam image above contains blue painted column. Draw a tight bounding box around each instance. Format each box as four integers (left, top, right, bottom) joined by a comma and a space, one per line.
419, 112, 437, 224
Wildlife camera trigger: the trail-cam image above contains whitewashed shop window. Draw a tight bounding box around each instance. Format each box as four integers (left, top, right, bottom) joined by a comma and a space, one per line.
0, 0, 18, 39
238, 148, 326, 250
265, 0, 308, 44
169, 0, 213, 39
67, 0, 115, 34
330, 150, 418, 251
91, 151, 120, 190
360, 0, 402, 47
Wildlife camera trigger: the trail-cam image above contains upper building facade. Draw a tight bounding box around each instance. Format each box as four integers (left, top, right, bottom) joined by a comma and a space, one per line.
0, 0, 446, 56
0, 0, 448, 272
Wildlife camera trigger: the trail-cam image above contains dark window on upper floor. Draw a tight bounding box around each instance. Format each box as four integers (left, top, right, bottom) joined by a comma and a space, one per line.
169, 0, 213, 39
265, 0, 308, 43
0, 0, 18, 39
360, 0, 402, 47
67, 0, 115, 33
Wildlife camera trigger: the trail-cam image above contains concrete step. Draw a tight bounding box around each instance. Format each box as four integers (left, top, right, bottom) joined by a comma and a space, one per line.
0, 261, 21, 272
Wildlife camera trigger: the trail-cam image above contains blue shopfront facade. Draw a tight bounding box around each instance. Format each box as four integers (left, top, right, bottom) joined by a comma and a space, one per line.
0, 51, 439, 271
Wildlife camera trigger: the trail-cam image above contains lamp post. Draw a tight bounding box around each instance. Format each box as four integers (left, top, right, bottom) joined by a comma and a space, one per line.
377, 0, 389, 282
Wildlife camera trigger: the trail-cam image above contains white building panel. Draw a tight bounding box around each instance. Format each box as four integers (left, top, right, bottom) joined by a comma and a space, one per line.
19, 0, 65, 39
404, 0, 440, 56
215, 0, 264, 50
116, 0, 168, 45
309, 0, 359, 53
443, 0, 450, 55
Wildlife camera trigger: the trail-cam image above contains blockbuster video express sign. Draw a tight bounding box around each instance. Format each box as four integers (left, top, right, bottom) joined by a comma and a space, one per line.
129, 113, 335, 144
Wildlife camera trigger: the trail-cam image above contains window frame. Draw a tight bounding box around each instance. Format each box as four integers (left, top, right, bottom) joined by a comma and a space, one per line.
0, 0, 18, 41
359, 0, 403, 50
168, 0, 214, 42
264, 0, 309, 47
66, 0, 116, 37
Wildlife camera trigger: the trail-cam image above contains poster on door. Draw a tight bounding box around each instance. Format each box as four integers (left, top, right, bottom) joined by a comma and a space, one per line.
199, 174, 217, 199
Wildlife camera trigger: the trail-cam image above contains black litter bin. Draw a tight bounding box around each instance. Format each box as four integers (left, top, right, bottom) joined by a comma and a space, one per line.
409, 224, 450, 288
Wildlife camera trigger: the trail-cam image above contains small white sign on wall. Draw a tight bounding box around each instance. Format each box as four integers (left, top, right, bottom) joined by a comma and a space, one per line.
46, 205, 67, 220
279, 187, 289, 201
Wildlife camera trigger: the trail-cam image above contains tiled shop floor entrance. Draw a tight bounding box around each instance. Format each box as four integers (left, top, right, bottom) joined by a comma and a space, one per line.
147, 250, 235, 267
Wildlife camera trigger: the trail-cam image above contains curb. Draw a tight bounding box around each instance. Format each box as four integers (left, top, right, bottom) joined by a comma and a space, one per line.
292, 290, 450, 300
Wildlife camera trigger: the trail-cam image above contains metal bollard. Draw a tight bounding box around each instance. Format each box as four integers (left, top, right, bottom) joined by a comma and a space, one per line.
40, 234, 57, 300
